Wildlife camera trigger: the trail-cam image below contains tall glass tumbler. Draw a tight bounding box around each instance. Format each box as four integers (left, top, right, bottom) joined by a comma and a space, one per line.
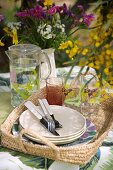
46, 77, 64, 105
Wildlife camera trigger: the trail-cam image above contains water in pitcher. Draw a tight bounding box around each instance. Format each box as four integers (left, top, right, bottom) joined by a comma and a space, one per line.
10, 58, 39, 107
5, 44, 52, 107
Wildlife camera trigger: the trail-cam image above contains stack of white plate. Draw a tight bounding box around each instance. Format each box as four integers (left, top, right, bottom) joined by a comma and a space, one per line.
19, 105, 86, 145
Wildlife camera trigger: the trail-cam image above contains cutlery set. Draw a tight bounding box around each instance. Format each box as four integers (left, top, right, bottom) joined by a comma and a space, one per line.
20, 104, 88, 145
24, 99, 62, 136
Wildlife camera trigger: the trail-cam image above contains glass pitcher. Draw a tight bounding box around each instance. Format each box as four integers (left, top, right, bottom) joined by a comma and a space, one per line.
5, 44, 51, 107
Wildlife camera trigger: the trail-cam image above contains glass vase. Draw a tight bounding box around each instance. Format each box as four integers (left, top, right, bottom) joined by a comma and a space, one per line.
43, 48, 57, 77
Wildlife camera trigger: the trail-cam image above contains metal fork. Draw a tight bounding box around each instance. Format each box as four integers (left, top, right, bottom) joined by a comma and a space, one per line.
47, 118, 59, 136
24, 101, 59, 136
38, 99, 62, 128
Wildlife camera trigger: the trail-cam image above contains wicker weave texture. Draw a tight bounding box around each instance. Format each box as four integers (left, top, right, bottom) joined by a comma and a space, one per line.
1, 88, 113, 165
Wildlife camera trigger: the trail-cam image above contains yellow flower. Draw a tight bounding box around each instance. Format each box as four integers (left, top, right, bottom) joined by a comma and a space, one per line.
99, 55, 104, 63
67, 40, 73, 47
106, 61, 112, 67
95, 60, 100, 65
95, 42, 101, 47
105, 55, 109, 60
104, 68, 109, 75
0, 40, 5, 46
93, 35, 99, 40
94, 65, 100, 70
44, 0, 52, 6
100, 94, 109, 102
92, 91, 97, 97
3, 27, 12, 37
104, 32, 108, 37
104, 44, 110, 49
88, 62, 94, 68
59, 42, 69, 49
12, 28, 18, 45
106, 50, 111, 55
74, 40, 82, 46
101, 89, 106, 95
95, 81, 100, 87
82, 48, 88, 55
66, 50, 70, 54
69, 46, 79, 58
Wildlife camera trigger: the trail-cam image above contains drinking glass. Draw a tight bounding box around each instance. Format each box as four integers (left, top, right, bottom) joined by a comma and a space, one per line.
46, 77, 64, 105
80, 73, 98, 117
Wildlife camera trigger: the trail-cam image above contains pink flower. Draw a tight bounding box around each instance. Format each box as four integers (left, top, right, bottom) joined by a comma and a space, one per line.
77, 5, 84, 12
48, 6, 56, 15
15, 5, 45, 19
83, 14, 95, 26
15, 11, 30, 18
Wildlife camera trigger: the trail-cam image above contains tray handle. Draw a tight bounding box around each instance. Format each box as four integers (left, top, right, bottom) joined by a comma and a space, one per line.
19, 129, 59, 151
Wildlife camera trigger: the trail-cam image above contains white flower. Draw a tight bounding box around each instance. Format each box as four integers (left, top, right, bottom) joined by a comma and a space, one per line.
37, 23, 54, 39
61, 27, 65, 32
62, 24, 65, 27
52, 33, 56, 38
54, 23, 65, 33
7, 22, 21, 29
46, 25, 52, 32
40, 30, 44, 35
37, 24, 47, 33
45, 34, 53, 39
37, 22, 65, 39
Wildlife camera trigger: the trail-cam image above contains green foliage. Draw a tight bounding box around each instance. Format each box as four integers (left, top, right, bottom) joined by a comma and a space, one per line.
0, 146, 45, 169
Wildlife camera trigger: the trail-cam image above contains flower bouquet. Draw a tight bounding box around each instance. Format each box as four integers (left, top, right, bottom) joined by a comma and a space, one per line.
0, 0, 95, 107
0, 0, 94, 50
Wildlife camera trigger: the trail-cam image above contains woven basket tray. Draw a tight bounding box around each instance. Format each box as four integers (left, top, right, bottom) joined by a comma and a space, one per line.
1, 88, 113, 165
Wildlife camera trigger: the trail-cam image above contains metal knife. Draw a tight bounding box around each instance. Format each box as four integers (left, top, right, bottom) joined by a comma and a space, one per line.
24, 101, 59, 136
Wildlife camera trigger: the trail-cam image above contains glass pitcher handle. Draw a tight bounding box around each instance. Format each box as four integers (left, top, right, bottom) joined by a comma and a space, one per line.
39, 51, 52, 80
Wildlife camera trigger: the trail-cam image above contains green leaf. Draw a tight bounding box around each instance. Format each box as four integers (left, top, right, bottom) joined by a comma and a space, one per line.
19, 155, 45, 169
64, 95, 81, 107
63, 65, 75, 85
0, 146, 45, 169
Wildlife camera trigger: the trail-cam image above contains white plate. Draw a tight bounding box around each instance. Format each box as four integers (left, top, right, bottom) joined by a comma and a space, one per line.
20, 105, 86, 139
24, 127, 86, 145
25, 125, 86, 141
24, 119, 96, 145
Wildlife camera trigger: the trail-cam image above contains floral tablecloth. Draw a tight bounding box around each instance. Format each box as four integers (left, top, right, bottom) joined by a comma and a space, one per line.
0, 68, 113, 170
